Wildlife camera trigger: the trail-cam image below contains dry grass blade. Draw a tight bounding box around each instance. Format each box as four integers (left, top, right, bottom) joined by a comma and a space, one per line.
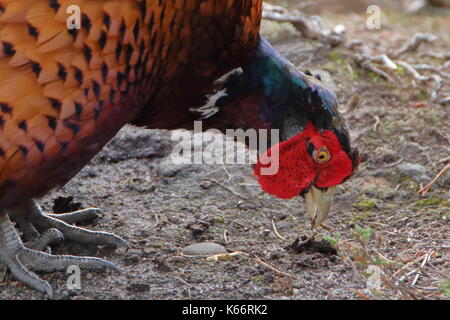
271, 219, 287, 241
254, 256, 295, 278
411, 250, 434, 286
206, 251, 245, 261
203, 178, 250, 201
417, 163, 450, 195
223, 229, 229, 244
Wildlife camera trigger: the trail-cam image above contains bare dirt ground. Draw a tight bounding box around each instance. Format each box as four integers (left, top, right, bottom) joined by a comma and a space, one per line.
0, 1, 448, 300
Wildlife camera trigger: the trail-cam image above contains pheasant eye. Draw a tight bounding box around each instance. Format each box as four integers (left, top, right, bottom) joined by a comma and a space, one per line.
313, 147, 331, 164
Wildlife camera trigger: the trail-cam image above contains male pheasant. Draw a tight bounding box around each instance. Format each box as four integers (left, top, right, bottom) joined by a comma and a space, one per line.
0, 0, 359, 297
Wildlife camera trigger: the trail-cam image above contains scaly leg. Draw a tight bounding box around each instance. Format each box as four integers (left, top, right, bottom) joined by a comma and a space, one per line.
0, 213, 119, 298
11, 200, 129, 248
46, 207, 101, 225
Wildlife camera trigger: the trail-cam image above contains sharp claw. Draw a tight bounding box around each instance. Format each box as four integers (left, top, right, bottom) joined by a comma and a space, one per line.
111, 236, 130, 248
77, 257, 120, 273
105, 261, 121, 273
31, 279, 53, 298
41, 281, 54, 298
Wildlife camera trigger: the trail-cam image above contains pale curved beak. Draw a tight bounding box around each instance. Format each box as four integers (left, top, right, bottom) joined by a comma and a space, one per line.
304, 186, 337, 227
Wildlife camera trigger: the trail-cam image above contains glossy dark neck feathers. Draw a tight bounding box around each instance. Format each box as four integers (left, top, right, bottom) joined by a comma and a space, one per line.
202, 37, 352, 154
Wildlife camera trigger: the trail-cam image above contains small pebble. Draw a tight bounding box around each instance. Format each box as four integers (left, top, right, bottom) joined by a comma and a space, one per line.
182, 242, 227, 257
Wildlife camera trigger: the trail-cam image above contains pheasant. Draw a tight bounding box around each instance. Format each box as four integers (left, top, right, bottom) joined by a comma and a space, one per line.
0, 0, 359, 297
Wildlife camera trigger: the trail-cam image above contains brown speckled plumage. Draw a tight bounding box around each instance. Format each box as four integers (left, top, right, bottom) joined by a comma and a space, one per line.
0, 0, 262, 209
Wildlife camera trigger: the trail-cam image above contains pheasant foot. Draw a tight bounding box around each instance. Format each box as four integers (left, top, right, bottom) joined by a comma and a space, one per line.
0, 213, 119, 298
11, 200, 129, 248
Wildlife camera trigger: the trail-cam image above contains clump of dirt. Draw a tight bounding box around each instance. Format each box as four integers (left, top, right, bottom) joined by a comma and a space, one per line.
52, 196, 83, 213
285, 236, 338, 256
186, 220, 211, 239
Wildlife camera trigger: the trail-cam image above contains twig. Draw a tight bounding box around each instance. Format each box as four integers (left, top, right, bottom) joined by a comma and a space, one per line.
262, 3, 343, 46
393, 255, 423, 277
254, 256, 294, 278
271, 219, 287, 241
399, 269, 419, 282
383, 271, 421, 300
415, 286, 439, 291
373, 250, 395, 263
298, 53, 314, 68
393, 252, 428, 277
420, 51, 450, 59
206, 251, 245, 261
437, 155, 450, 164
203, 178, 250, 201
373, 116, 381, 131
168, 274, 192, 299
413, 63, 450, 79
439, 134, 450, 145
436, 96, 450, 105
411, 250, 433, 287
263, 4, 449, 106
221, 164, 232, 182
417, 163, 450, 195
297, 232, 317, 246
373, 54, 398, 70
392, 33, 437, 58
396, 60, 442, 100
383, 157, 404, 168
357, 56, 395, 81
223, 229, 229, 244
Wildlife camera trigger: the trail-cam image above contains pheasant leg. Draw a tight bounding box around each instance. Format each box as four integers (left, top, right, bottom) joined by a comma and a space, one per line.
0, 213, 119, 298
46, 208, 101, 225
11, 200, 129, 248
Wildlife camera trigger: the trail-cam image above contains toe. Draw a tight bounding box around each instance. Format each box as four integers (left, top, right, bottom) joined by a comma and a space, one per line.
19, 247, 120, 273
7, 255, 53, 298
25, 228, 64, 251
46, 208, 101, 224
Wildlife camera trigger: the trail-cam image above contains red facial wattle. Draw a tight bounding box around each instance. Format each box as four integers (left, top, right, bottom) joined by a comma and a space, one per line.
254, 122, 353, 199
